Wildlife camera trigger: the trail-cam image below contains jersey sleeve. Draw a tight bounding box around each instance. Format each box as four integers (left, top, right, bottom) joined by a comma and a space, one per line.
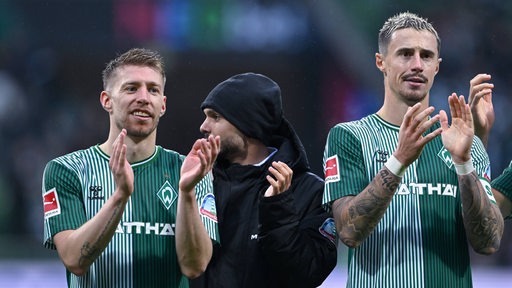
194, 171, 220, 243
322, 124, 368, 206
42, 160, 87, 250
492, 161, 512, 219
471, 137, 496, 204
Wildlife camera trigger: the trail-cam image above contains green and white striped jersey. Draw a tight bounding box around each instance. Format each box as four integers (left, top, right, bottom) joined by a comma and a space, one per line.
492, 160, 512, 219
323, 114, 493, 288
42, 145, 218, 288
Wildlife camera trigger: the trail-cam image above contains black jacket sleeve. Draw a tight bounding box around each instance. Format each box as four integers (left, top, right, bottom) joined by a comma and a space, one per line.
258, 172, 337, 288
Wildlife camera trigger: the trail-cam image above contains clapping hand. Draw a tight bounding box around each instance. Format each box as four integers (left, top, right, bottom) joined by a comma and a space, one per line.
264, 161, 293, 197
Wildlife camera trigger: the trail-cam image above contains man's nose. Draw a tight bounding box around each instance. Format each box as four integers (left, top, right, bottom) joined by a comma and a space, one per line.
199, 119, 209, 134
136, 87, 151, 103
411, 53, 423, 71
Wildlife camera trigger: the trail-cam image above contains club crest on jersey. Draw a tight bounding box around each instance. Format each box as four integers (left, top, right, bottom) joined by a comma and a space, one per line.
200, 193, 217, 222
43, 188, 61, 219
437, 148, 454, 169
319, 218, 337, 244
156, 181, 178, 210
325, 155, 340, 183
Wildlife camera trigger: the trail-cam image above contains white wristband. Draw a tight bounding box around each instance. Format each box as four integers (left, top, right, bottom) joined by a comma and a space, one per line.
454, 159, 475, 175
385, 155, 406, 177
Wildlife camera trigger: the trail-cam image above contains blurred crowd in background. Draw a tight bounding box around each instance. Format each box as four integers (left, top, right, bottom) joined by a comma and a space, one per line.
0, 0, 511, 269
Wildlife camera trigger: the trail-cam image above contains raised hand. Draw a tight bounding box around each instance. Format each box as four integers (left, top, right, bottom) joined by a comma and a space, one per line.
468, 73, 494, 148
440, 93, 473, 164
179, 135, 220, 193
264, 161, 293, 197
109, 129, 134, 198
394, 103, 442, 166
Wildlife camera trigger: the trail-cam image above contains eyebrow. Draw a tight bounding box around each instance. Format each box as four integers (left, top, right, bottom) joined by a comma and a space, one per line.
395, 47, 436, 56
204, 108, 217, 115
121, 81, 162, 88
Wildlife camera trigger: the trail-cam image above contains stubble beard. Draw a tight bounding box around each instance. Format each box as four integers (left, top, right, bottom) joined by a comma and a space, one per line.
217, 135, 248, 163
117, 117, 159, 140
400, 88, 428, 106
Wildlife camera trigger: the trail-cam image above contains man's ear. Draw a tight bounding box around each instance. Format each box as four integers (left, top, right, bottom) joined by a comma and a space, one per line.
376, 53, 386, 76
100, 91, 112, 113
160, 95, 167, 117
434, 57, 442, 75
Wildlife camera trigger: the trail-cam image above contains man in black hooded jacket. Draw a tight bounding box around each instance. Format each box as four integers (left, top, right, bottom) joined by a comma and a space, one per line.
190, 72, 337, 288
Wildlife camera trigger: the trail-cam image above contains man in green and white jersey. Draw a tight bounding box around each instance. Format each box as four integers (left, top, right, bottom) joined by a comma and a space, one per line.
322, 12, 504, 288
467, 73, 512, 220
491, 161, 512, 219
42, 48, 220, 287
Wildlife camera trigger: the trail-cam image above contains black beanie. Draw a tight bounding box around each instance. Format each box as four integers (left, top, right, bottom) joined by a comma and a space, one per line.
201, 72, 283, 145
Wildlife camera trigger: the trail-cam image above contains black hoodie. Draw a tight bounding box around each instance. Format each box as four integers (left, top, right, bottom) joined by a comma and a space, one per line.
191, 129, 338, 288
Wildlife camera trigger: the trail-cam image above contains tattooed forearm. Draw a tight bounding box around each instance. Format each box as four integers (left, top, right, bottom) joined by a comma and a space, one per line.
334, 166, 401, 247
460, 172, 503, 254
78, 242, 99, 267
78, 202, 124, 267
380, 169, 400, 191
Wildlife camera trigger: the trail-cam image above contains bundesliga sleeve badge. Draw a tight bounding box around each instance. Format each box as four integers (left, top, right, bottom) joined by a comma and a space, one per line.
43, 188, 61, 219
325, 155, 340, 183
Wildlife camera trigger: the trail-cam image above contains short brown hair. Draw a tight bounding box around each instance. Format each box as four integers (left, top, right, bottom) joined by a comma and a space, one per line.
102, 48, 166, 90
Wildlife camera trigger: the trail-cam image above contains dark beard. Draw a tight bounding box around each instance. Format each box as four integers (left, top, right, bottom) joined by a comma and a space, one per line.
217, 135, 248, 163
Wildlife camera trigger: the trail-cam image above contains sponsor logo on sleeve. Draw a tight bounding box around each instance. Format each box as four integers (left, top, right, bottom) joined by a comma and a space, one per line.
481, 179, 497, 204
483, 164, 491, 181
319, 218, 337, 244
43, 188, 61, 219
325, 155, 340, 183
200, 193, 217, 222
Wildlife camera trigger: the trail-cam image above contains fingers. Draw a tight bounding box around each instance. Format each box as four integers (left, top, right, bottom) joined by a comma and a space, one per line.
195, 135, 221, 171
111, 129, 127, 171
396, 103, 441, 166
470, 89, 493, 107
448, 93, 466, 118
208, 135, 220, 162
469, 73, 493, 106
422, 127, 443, 143
448, 93, 472, 125
403, 103, 439, 139
469, 74, 492, 92
109, 129, 134, 197
266, 161, 293, 195
402, 103, 423, 128
448, 93, 461, 118
461, 96, 472, 127
439, 109, 449, 130
197, 140, 211, 168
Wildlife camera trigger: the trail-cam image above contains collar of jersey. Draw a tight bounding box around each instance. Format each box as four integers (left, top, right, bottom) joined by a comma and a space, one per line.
371, 114, 400, 130
372, 113, 436, 132
94, 144, 160, 167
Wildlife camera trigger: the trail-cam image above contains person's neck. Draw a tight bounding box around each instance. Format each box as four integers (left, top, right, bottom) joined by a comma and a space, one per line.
99, 130, 157, 163
377, 94, 429, 126
376, 105, 408, 126
233, 140, 272, 166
